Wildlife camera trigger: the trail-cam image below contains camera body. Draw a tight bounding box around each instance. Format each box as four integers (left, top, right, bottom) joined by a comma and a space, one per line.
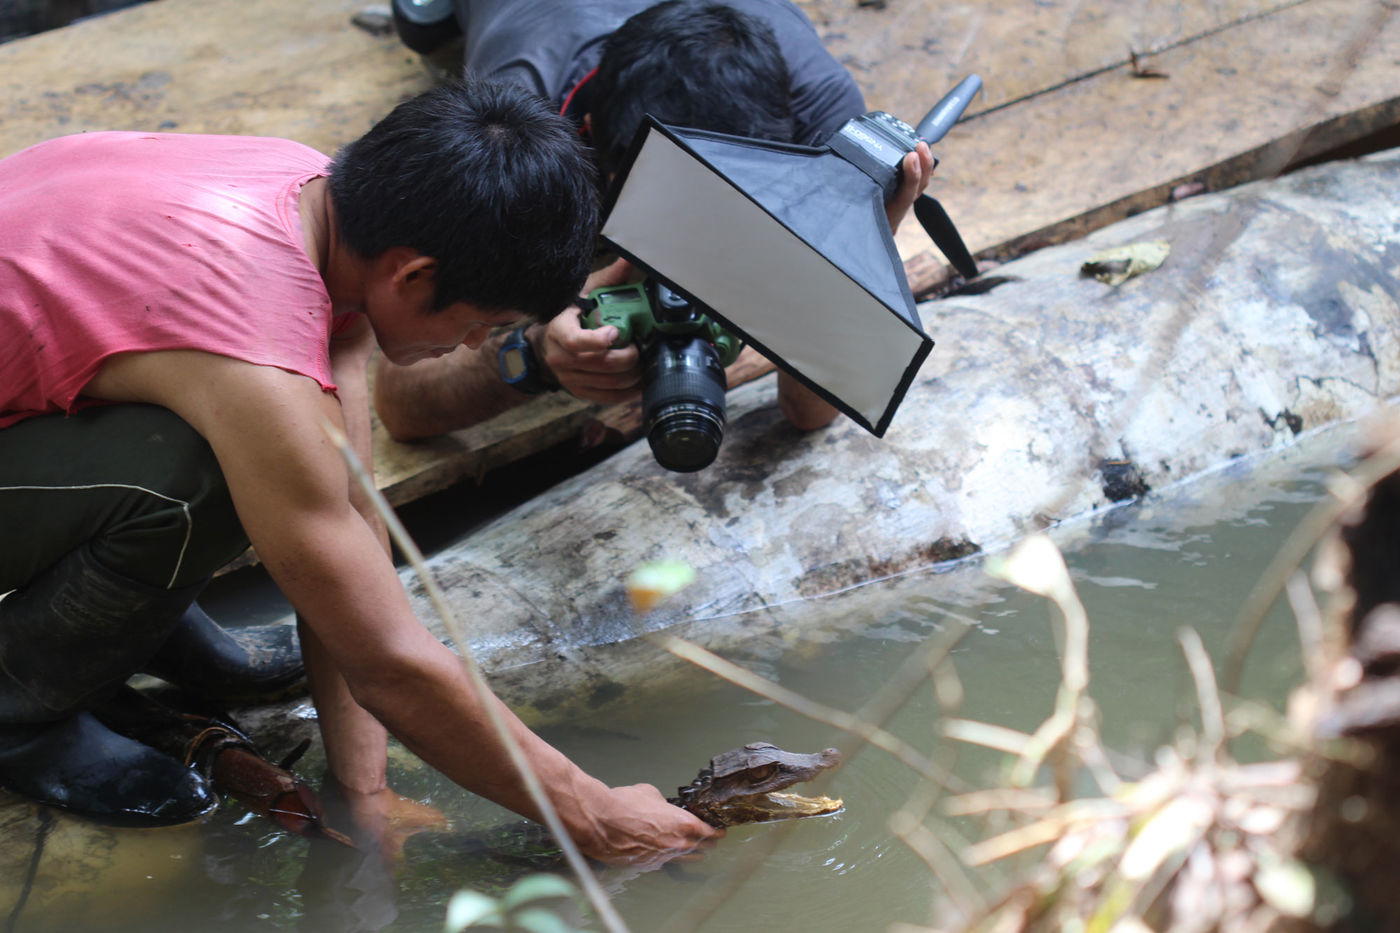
583, 279, 743, 473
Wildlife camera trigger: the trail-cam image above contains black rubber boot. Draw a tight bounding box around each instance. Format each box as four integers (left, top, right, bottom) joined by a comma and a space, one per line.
142, 602, 305, 701
0, 544, 204, 720
0, 544, 215, 825
0, 713, 216, 827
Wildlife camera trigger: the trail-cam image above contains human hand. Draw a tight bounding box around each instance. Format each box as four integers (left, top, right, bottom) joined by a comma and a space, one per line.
884, 141, 936, 235
777, 371, 839, 431
536, 258, 644, 405
570, 782, 723, 869
331, 785, 449, 866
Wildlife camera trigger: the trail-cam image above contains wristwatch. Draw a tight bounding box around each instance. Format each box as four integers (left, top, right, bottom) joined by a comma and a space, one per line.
497, 325, 555, 395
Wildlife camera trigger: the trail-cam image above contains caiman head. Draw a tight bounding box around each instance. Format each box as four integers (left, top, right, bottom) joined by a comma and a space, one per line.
669, 741, 843, 828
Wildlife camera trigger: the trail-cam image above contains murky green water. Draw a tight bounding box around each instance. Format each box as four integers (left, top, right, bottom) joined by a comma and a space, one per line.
0, 424, 1359, 933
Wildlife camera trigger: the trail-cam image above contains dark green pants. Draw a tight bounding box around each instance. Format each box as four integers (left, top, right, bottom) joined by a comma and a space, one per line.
0, 404, 249, 594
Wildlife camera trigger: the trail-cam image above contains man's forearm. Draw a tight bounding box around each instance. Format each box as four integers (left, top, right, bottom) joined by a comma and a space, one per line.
777, 371, 839, 430
374, 328, 543, 441
299, 616, 390, 794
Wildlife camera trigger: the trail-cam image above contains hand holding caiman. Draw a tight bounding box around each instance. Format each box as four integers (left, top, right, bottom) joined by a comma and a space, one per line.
669, 742, 844, 828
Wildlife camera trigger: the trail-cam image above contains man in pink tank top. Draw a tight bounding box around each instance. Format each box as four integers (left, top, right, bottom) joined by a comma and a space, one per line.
0, 79, 719, 862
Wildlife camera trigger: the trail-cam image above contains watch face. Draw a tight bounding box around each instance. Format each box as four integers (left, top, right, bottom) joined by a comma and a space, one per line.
502, 347, 528, 381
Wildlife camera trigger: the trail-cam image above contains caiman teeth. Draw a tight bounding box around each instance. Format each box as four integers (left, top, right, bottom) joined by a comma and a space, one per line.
743, 791, 844, 817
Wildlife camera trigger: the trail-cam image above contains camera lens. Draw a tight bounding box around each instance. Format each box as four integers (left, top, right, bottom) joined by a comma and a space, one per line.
642, 336, 728, 473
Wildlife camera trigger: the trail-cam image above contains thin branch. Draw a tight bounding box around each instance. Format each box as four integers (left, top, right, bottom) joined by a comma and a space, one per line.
943, 718, 1033, 755
1178, 628, 1224, 762
1285, 570, 1326, 686
962, 798, 1129, 866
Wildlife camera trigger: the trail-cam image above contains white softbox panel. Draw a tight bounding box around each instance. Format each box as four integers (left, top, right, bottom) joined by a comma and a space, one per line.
600, 121, 932, 436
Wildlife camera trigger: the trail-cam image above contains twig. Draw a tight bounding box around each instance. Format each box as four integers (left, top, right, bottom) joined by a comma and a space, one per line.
987, 534, 1100, 794
889, 773, 989, 916
1178, 628, 1224, 762
962, 798, 1130, 866
943, 718, 1033, 755
1285, 571, 1326, 685
944, 787, 1059, 817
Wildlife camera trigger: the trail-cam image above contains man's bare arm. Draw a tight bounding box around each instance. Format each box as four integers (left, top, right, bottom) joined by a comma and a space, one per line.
108, 351, 717, 862
303, 315, 392, 793
374, 331, 533, 441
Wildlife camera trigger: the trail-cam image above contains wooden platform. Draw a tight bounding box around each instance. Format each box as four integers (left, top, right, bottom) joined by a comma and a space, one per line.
3, 0, 1397, 505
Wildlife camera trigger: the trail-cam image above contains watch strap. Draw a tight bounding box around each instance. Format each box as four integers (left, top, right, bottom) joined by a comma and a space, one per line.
497, 325, 555, 395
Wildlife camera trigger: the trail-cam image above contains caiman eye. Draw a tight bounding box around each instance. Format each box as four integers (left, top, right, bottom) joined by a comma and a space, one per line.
747, 764, 778, 784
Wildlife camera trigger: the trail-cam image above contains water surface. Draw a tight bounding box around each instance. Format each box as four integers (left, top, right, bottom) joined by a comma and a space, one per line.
0, 423, 1357, 932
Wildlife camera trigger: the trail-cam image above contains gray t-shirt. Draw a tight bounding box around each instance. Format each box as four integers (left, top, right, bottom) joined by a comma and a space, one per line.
455, 0, 866, 146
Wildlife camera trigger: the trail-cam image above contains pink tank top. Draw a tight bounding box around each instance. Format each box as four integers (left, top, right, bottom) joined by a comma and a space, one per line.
0, 131, 339, 428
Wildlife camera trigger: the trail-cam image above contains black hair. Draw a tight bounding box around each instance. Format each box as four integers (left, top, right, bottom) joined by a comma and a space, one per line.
590, 1, 796, 177
328, 79, 599, 320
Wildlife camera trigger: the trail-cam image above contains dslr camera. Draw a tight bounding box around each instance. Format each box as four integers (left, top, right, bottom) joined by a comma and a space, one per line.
580, 279, 743, 474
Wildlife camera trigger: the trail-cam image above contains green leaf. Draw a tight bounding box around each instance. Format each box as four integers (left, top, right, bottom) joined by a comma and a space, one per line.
444, 890, 503, 931
1080, 239, 1170, 285
1255, 857, 1316, 918
509, 906, 579, 933
500, 874, 579, 911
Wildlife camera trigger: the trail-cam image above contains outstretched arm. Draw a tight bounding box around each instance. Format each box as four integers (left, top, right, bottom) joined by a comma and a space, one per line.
302, 315, 391, 793
132, 351, 718, 864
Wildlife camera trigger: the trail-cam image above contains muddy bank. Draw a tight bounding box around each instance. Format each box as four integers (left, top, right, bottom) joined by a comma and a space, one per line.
300, 151, 1400, 716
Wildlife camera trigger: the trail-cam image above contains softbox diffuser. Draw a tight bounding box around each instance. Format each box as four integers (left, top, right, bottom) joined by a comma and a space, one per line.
600, 120, 932, 437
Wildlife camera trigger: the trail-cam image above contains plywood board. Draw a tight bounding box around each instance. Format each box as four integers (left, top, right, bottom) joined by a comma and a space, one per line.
894, 0, 1400, 289
797, 0, 1293, 116
0, 0, 429, 158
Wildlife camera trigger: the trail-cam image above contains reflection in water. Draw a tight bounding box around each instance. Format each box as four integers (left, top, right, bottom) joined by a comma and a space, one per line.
0, 424, 1356, 932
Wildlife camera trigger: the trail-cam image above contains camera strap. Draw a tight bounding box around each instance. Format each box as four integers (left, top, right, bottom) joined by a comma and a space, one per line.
913, 194, 979, 281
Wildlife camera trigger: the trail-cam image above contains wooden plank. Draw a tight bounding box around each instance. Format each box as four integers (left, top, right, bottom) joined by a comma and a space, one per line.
369, 345, 780, 504
797, 0, 1295, 116
0, 0, 429, 158
372, 0, 1400, 501
0, 0, 1304, 155
894, 0, 1400, 290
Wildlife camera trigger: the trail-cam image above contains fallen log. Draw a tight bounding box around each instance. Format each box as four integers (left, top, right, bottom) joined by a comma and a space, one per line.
349, 151, 1400, 717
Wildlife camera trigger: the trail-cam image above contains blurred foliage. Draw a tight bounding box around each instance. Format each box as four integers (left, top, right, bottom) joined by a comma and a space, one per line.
444, 874, 590, 933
